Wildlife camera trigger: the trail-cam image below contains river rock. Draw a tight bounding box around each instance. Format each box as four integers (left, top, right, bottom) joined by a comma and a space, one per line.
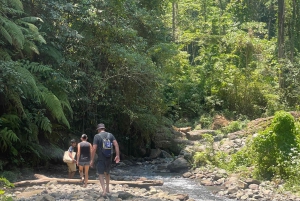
167, 157, 189, 172
149, 148, 162, 159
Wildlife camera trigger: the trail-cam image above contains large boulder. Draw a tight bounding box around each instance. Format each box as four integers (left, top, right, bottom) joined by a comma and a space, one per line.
149, 148, 162, 159
153, 127, 183, 155
167, 157, 190, 173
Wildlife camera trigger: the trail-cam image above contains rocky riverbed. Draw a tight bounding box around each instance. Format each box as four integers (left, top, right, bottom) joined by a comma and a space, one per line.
5, 114, 300, 201
4, 160, 229, 201
4, 155, 300, 201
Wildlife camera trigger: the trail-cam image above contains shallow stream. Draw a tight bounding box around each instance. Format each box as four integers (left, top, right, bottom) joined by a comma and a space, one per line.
112, 164, 235, 201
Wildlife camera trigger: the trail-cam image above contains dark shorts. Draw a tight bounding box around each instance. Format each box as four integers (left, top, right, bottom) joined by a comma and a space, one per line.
78, 161, 90, 166
97, 159, 112, 174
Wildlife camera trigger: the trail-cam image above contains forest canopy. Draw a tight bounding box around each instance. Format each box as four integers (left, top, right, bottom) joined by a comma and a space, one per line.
0, 0, 299, 169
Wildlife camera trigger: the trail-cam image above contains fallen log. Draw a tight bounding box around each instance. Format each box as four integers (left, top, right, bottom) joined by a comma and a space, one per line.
13, 174, 163, 188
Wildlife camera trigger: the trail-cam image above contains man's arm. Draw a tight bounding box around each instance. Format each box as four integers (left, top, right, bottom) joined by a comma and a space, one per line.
113, 140, 120, 163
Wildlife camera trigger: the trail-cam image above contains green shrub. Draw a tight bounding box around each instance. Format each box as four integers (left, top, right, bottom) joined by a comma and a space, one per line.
214, 151, 229, 169
0, 172, 18, 183
0, 177, 14, 201
221, 120, 248, 134
198, 115, 213, 129
193, 134, 215, 167
193, 151, 211, 166
0, 177, 14, 188
252, 111, 299, 180
227, 147, 253, 171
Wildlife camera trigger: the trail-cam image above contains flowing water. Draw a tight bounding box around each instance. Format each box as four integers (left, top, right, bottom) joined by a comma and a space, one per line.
112, 164, 235, 201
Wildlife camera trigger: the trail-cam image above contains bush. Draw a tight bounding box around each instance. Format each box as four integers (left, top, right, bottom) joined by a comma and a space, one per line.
227, 146, 253, 171
0, 177, 14, 201
252, 111, 299, 180
193, 134, 215, 167
0, 171, 18, 183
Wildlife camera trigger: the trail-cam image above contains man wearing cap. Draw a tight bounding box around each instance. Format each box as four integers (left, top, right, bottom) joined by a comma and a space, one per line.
91, 123, 120, 197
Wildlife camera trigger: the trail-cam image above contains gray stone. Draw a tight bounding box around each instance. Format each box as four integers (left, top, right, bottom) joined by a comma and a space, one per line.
167, 157, 190, 172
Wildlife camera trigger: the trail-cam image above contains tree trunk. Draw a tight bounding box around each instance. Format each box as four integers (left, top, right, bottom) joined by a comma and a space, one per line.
172, 1, 178, 41
13, 174, 163, 188
278, 0, 285, 88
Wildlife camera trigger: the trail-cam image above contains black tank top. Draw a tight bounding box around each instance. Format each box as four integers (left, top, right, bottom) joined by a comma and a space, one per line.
79, 141, 90, 162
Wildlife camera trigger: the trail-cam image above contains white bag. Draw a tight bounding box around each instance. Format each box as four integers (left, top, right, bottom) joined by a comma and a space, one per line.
63, 151, 75, 163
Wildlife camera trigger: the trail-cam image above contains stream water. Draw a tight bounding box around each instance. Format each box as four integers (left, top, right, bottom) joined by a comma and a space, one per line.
112, 164, 235, 201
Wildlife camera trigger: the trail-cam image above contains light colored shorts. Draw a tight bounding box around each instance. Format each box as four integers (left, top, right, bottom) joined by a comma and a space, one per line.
67, 162, 76, 172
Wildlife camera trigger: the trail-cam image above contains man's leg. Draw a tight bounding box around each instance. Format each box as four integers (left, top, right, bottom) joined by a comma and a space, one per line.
70, 171, 76, 179
69, 163, 76, 179
98, 174, 106, 196
104, 172, 110, 193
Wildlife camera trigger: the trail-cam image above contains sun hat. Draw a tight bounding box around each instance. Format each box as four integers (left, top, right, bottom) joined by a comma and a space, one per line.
96, 123, 105, 130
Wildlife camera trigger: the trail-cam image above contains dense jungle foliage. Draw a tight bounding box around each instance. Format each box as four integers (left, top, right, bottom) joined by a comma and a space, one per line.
1, 0, 300, 175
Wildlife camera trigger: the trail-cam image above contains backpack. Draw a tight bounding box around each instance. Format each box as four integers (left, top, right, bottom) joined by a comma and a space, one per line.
101, 133, 112, 158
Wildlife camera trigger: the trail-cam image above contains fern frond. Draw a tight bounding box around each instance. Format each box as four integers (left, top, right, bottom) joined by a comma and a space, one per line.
38, 116, 52, 133
0, 127, 19, 152
0, 48, 11, 61
60, 99, 73, 116
0, 26, 12, 45
52, 91, 73, 115
22, 61, 52, 73
13, 65, 41, 100
37, 34, 46, 44
19, 17, 43, 23
24, 122, 39, 142
7, 0, 23, 11
0, 114, 21, 130
24, 142, 41, 158
23, 40, 39, 55
1, 17, 24, 48
40, 45, 63, 63
16, 20, 46, 44
18, 21, 38, 33
7, 90, 24, 115
40, 87, 70, 128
